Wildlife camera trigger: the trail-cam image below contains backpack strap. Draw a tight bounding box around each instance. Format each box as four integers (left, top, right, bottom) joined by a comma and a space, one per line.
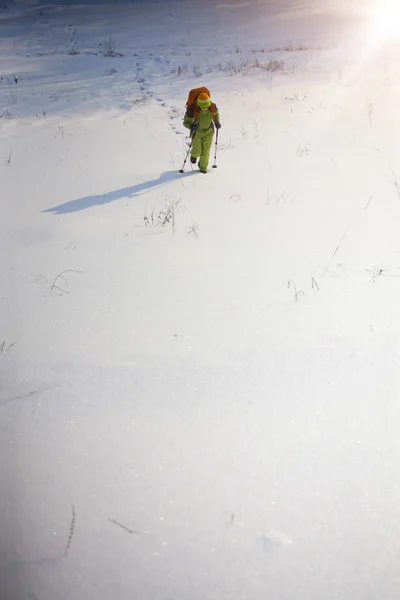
186, 103, 195, 119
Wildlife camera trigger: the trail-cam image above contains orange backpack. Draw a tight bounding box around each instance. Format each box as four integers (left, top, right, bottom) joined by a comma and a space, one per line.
186, 86, 217, 118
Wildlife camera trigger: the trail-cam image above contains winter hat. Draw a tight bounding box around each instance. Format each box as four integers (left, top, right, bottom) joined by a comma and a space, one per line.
197, 92, 211, 108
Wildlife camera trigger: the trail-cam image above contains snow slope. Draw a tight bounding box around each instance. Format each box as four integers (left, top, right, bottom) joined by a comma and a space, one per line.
2, 0, 400, 598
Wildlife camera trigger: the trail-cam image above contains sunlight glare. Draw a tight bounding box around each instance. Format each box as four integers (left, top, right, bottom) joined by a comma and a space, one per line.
375, 0, 400, 37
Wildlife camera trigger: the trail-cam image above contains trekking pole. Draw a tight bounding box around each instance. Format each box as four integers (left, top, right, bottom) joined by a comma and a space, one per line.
179, 134, 195, 173
212, 129, 219, 168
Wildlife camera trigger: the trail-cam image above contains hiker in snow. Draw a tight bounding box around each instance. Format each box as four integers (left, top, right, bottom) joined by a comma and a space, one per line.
183, 91, 221, 173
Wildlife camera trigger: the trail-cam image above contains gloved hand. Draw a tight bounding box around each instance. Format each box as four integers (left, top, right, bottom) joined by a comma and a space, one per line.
215, 122, 222, 129
191, 123, 200, 134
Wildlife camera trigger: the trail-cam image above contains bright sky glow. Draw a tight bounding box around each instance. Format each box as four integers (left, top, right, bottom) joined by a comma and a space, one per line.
374, 0, 400, 37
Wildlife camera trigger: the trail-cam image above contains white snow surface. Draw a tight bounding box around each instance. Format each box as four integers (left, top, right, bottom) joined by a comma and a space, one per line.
1, 0, 400, 598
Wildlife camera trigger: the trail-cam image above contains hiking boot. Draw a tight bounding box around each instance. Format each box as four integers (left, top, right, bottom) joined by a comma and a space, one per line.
190, 156, 197, 164
199, 168, 207, 174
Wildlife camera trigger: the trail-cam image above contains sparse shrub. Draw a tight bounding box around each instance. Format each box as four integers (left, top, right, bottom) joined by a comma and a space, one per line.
263, 59, 284, 72
104, 67, 117, 76
158, 197, 184, 233
193, 64, 202, 77
68, 47, 81, 55
0, 341, 15, 352
145, 197, 185, 233
224, 60, 245, 75
188, 223, 199, 238
100, 35, 122, 57
265, 43, 311, 53
143, 205, 157, 226
216, 58, 284, 76
287, 280, 305, 302
282, 42, 308, 51
7, 77, 17, 104
132, 91, 149, 105
0, 110, 12, 119
297, 142, 310, 156
171, 63, 189, 76
32, 269, 83, 295
64, 504, 76, 557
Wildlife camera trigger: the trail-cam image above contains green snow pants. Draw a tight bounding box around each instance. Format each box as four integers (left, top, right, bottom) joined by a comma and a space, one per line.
191, 127, 214, 171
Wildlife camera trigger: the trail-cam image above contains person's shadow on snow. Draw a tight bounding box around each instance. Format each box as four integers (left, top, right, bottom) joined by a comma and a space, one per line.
42, 170, 194, 215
